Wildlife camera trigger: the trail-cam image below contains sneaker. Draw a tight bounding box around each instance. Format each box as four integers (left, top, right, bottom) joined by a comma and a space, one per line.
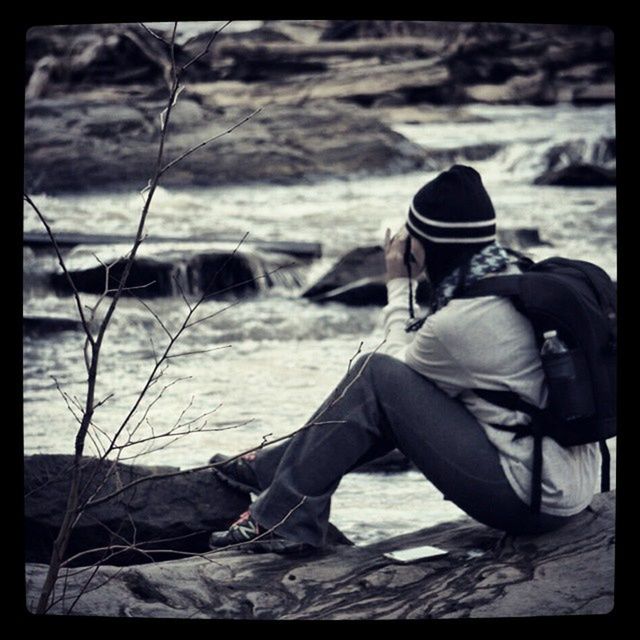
209, 452, 261, 494
209, 510, 315, 555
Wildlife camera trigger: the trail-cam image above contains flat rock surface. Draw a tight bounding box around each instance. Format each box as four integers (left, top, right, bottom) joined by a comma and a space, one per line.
25, 491, 615, 619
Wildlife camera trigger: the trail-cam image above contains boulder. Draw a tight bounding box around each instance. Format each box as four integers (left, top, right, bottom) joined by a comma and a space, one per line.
50, 256, 180, 298
533, 137, 616, 187
24, 98, 428, 193
301, 246, 431, 307
305, 277, 388, 307
23, 315, 85, 336
24, 454, 250, 566
423, 143, 503, 170
302, 231, 548, 307
572, 83, 615, 105
534, 164, 616, 187
497, 228, 553, 249
541, 137, 615, 173
463, 71, 557, 105
25, 491, 616, 618
301, 246, 385, 300
49, 249, 305, 299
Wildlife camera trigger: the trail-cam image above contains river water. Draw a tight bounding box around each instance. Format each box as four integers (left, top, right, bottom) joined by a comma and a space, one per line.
23, 103, 617, 545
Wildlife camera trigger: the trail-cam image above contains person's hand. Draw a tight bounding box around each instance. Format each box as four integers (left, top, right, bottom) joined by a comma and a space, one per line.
384, 227, 425, 281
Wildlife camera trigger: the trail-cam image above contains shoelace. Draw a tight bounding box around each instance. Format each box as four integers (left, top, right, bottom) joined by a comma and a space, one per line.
232, 511, 260, 540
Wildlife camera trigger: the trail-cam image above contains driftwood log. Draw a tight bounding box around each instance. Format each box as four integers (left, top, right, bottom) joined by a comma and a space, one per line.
25, 491, 615, 619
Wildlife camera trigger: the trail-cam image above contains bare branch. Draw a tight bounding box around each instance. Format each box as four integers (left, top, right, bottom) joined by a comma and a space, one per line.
347, 341, 364, 373
327, 337, 388, 410
94, 392, 115, 410
104, 280, 158, 295
148, 334, 159, 365
60, 525, 213, 569
44, 566, 128, 614
165, 344, 231, 360
65, 564, 102, 615
137, 23, 172, 46
201, 263, 293, 301
169, 22, 178, 87
159, 108, 262, 178
51, 376, 82, 426
85, 425, 106, 459
33, 20, 266, 614
23, 194, 94, 345
81, 419, 332, 510
172, 394, 196, 432
172, 271, 192, 311
185, 300, 241, 330
125, 376, 193, 442
181, 20, 231, 72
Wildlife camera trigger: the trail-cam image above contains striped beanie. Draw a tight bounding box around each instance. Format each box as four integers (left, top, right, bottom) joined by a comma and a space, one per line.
406, 165, 497, 285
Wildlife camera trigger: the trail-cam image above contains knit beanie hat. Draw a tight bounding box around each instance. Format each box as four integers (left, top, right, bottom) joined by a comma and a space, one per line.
406, 165, 497, 286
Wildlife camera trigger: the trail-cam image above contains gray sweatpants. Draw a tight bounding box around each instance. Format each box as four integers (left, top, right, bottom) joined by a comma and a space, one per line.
249, 353, 579, 547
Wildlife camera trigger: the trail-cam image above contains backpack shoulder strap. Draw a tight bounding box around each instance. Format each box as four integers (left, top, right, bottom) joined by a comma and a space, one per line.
457, 274, 522, 299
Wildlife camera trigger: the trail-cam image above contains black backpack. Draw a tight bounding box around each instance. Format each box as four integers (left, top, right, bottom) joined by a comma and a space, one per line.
458, 256, 617, 514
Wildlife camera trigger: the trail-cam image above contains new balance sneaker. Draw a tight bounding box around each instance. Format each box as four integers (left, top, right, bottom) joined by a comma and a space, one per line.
209, 452, 261, 494
209, 510, 314, 555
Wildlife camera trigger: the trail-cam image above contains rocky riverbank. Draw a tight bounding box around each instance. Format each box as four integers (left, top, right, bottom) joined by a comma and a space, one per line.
24, 21, 615, 193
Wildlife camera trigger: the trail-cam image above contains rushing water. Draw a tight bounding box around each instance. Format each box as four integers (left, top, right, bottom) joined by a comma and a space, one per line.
23, 103, 617, 545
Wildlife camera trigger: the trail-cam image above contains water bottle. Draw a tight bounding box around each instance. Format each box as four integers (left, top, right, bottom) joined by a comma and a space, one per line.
540, 330, 593, 421
541, 330, 568, 358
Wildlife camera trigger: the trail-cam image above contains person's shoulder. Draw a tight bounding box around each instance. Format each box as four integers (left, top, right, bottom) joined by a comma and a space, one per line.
429, 295, 513, 331
427, 262, 526, 333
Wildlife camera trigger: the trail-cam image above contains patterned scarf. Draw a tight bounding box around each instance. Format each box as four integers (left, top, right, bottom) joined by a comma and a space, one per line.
406, 242, 511, 332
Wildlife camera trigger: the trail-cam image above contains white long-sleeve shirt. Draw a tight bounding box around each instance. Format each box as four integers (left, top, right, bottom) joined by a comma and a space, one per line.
377, 272, 600, 516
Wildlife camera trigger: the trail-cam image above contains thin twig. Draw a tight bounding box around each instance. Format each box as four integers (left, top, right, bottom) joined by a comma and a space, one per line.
23, 194, 94, 344
81, 418, 341, 511
165, 344, 232, 360
44, 566, 127, 614
172, 271, 192, 311
201, 262, 293, 302
159, 108, 262, 178
185, 300, 241, 330
347, 341, 364, 373
51, 377, 82, 426
327, 337, 388, 410
181, 20, 231, 72
94, 393, 115, 410
65, 564, 102, 615
138, 23, 172, 46
169, 22, 178, 88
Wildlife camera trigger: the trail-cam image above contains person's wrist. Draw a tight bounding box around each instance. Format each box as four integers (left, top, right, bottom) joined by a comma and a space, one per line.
386, 276, 416, 295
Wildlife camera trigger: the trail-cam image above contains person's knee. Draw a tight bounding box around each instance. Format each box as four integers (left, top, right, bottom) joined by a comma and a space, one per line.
352, 352, 398, 375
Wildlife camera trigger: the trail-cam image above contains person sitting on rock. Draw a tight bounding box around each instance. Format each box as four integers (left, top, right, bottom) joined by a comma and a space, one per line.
208, 164, 601, 554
